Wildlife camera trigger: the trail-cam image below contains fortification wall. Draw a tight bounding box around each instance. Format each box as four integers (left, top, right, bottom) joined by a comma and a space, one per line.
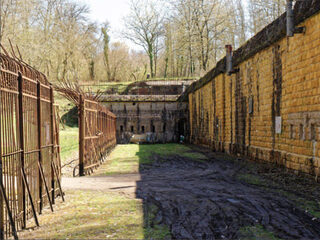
186, 1, 320, 177
103, 101, 189, 144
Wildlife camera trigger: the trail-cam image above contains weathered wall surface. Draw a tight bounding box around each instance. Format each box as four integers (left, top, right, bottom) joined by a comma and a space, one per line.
103, 101, 188, 144
186, 1, 320, 176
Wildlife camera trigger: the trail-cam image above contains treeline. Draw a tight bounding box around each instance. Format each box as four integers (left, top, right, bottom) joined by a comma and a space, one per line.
0, 0, 286, 83
124, 0, 286, 78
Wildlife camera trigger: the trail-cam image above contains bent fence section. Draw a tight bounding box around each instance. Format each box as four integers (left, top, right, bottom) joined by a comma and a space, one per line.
79, 95, 116, 176
0, 53, 63, 239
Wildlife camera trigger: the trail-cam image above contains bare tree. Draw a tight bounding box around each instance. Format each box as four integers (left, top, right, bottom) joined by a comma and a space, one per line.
101, 22, 111, 81
123, 0, 164, 78
248, 0, 286, 35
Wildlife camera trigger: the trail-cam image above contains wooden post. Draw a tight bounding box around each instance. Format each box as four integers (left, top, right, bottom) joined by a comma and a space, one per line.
17, 72, 26, 228
79, 94, 85, 176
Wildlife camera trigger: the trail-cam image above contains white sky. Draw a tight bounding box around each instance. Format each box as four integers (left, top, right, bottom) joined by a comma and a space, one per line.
83, 0, 250, 51
82, 0, 140, 50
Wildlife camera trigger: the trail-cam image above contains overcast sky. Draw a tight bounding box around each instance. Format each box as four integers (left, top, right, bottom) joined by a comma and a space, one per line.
83, 0, 249, 51
83, 0, 137, 49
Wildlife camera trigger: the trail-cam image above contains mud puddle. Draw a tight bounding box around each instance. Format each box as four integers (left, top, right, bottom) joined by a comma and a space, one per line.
136, 148, 320, 239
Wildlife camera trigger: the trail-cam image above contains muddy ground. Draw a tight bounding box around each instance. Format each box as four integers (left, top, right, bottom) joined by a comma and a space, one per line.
135, 146, 320, 239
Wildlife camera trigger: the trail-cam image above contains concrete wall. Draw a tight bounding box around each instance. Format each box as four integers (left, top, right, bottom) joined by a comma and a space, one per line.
186, 2, 320, 177
103, 101, 189, 144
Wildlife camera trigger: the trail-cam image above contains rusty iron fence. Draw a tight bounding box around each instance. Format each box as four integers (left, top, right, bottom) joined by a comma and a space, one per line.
78, 95, 116, 176
0, 52, 64, 239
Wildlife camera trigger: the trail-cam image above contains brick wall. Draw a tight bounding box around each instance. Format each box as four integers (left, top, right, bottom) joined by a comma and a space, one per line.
186, 2, 320, 177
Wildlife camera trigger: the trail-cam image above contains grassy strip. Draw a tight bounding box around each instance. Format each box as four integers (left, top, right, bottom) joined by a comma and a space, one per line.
18, 190, 169, 239
54, 93, 79, 165
59, 127, 79, 165
102, 144, 207, 176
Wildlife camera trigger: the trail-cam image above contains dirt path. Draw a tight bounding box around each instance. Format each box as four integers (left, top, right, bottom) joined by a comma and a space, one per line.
62, 145, 320, 239
62, 174, 141, 198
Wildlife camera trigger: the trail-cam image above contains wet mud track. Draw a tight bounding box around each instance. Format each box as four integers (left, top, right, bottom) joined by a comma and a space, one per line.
136, 148, 320, 239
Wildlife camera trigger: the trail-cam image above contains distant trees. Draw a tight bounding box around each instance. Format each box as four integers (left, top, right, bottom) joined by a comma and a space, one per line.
151, 0, 233, 77
0, 0, 288, 83
0, 0, 149, 83
248, 0, 286, 35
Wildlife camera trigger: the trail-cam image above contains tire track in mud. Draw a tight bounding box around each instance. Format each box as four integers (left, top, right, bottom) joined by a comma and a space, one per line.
136, 154, 320, 239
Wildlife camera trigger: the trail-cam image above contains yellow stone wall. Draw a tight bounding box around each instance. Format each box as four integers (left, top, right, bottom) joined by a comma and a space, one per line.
188, 13, 320, 176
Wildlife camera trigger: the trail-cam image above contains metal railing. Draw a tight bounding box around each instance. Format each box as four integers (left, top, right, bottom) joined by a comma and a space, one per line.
0, 52, 63, 239
79, 95, 116, 176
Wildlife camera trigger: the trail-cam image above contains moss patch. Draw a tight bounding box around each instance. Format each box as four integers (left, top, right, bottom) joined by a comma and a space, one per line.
239, 225, 280, 240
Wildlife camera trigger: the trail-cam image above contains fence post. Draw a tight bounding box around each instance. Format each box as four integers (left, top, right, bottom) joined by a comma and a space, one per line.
79, 94, 85, 176
18, 73, 39, 227
18, 72, 26, 228
37, 81, 43, 213
0, 85, 4, 240
0, 104, 18, 239
37, 82, 54, 213
50, 86, 55, 204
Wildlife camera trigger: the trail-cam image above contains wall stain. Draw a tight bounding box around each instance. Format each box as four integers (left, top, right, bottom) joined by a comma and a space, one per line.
271, 45, 283, 152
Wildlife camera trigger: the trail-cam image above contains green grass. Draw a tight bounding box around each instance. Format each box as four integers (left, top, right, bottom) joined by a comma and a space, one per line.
54, 93, 79, 165
80, 82, 134, 94
238, 174, 264, 186
144, 203, 171, 239
101, 144, 207, 176
18, 190, 149, 239
137, 144, 207, 163
239, 225, 280, 240
59, 127, 79, 165
78, 78, 199, 94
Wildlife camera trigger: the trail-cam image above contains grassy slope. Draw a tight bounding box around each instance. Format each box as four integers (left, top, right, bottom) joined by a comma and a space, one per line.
55, 93, 79, 165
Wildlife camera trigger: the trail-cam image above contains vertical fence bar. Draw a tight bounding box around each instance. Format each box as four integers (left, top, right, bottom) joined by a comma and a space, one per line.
37, 81, 43, 213
51, 104, 64, 202
50, 86, 55, 204
79, 95, 85, 176
1, 51, 63, 238
37, 82, 54, 213
0, 87, 4, 239
77, 96, 116, 176
18, 73, 39, 228
17, 73, 26, 229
